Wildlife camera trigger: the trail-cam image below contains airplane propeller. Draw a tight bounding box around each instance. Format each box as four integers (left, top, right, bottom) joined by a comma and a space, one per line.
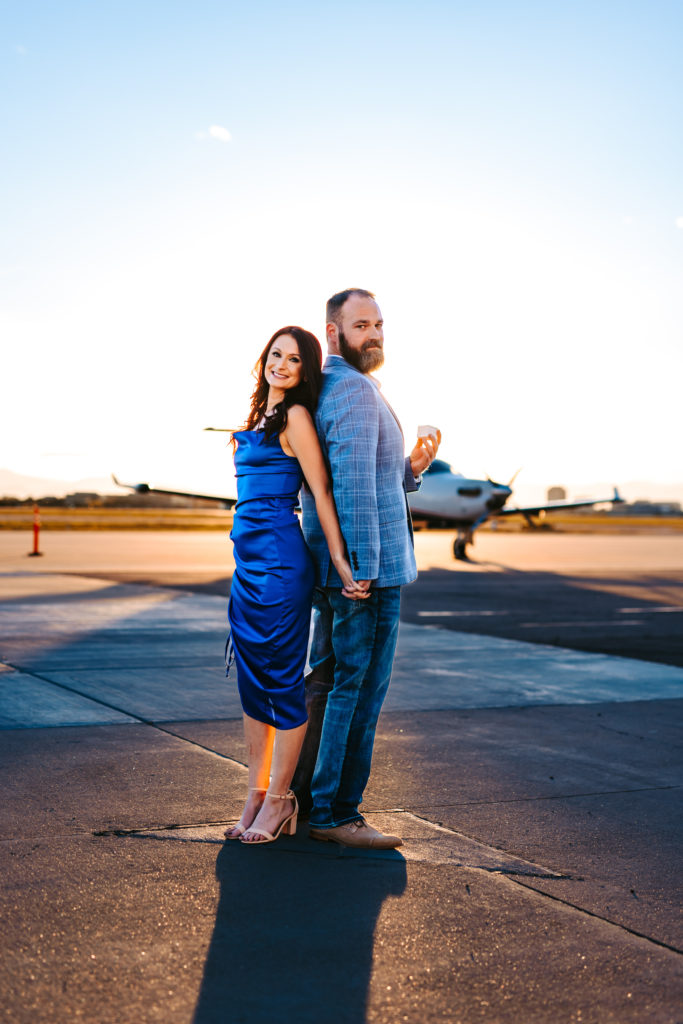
485, 469, 521, 489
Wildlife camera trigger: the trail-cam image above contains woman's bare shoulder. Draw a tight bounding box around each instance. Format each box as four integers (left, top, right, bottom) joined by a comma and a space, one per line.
286, 404, 315, 428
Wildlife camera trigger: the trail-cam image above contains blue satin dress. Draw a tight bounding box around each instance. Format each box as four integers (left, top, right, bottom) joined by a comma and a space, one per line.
226, 429, 315, 729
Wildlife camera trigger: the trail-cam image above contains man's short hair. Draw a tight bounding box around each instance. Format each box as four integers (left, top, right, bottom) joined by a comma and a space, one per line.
326, 288, 375, 326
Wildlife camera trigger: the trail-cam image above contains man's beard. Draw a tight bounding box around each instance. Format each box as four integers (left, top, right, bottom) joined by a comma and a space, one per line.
338, 328, 385, 373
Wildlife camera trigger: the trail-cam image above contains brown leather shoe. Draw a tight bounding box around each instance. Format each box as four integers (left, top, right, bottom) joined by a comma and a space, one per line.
309, 818, 403, 849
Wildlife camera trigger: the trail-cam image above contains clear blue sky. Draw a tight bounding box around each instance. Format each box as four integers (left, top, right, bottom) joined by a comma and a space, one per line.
3, 1, 682, 499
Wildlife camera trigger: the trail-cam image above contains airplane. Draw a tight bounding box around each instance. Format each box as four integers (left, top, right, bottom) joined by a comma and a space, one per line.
408, 459, 624, 559
114, 440, 624, 562
111, 474, 236, 509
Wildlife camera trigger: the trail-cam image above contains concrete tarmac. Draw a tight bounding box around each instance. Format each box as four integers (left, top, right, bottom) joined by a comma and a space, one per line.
0, 530, 682, 1023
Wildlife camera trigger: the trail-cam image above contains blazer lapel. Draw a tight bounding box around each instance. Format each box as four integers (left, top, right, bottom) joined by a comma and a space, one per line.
377, 392, 404, 440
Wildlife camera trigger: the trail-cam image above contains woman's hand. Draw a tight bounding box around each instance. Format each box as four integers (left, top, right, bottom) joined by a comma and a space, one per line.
334, 558, 371, 600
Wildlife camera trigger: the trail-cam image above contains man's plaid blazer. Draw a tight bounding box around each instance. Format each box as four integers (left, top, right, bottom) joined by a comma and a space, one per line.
301, 355, 419, 589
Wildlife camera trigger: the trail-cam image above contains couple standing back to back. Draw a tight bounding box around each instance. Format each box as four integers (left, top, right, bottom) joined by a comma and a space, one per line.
225, 288, 440, 849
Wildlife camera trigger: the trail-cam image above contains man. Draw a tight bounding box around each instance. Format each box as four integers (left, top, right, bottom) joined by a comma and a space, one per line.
296, 288, 439, 849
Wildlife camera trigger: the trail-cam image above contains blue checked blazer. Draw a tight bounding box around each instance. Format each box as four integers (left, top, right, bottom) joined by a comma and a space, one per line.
301, 355, 420, 588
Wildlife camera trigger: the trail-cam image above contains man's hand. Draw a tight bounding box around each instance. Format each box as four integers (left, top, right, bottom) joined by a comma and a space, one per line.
410, 429, 441, 477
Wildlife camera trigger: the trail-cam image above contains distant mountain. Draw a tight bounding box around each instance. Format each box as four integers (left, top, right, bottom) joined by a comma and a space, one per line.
0, 469, 124, 500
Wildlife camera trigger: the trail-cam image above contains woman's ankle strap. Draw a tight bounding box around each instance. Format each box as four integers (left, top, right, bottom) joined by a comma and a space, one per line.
265, 789, 294, 800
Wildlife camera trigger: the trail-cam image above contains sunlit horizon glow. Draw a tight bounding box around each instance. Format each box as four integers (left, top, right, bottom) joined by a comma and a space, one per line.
3, 1, 682, 504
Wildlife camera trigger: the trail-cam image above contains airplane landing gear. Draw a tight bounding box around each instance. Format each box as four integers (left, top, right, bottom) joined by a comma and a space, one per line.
453, 538, 468, 560
453, 528, 473, 560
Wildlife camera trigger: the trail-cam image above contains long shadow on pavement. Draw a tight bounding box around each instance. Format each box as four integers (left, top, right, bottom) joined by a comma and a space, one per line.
401, 565, 683, 667
192, 840, 406, 1024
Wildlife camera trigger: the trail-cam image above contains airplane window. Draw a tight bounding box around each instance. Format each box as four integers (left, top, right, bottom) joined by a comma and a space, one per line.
457, 487, 482, 498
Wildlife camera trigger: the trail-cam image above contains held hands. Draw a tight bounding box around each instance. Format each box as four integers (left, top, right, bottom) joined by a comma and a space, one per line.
342, 579, 371, 601
409, 428, 441, 477
335, 559, 371, 601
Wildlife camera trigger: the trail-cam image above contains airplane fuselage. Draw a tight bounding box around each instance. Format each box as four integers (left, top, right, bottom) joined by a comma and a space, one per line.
408, 461, 512, 527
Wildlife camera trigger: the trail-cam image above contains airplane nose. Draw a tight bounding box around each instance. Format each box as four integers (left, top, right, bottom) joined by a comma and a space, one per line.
486, 485, 512, 512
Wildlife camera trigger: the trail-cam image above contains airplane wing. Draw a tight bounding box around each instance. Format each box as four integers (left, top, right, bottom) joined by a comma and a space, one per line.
112, 475, 236, 508
496, 487, 624, 518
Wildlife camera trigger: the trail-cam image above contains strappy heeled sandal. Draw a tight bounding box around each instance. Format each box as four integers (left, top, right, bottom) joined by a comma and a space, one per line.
239, 790, 298, 845
224, 787, 267, 840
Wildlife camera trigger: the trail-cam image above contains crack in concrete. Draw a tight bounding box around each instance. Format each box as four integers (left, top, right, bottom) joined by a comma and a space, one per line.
400, 783, 679, 809
4, 661, 159, 726
511, 877, 683, 957
396, 809, 571, 877
152, 723, 248, 770
595, 722, 649, 739
93, 821, 230, 837
3, 661, 248, 771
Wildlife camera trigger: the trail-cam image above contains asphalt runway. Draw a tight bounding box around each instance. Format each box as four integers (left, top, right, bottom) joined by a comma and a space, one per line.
4, 528, 678, 668
1, 528, 682, 1022
406, 531, 683, 668
402, 568, 683, 668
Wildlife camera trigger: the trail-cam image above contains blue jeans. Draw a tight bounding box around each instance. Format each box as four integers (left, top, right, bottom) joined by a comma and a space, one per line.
304, 586, 401, 830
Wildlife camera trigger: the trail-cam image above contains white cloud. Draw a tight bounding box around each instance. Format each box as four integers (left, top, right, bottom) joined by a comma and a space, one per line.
675, 216, 683, 230
14, 44, 27, 55
195, 125, 232, 143
208, 125, 232, 143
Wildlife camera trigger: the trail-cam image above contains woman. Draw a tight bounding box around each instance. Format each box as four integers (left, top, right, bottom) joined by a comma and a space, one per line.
225, 326, 365, 845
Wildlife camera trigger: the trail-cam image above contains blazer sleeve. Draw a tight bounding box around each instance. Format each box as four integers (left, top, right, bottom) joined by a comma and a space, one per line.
321, 375, 381, 581
404, 457, 421, 493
